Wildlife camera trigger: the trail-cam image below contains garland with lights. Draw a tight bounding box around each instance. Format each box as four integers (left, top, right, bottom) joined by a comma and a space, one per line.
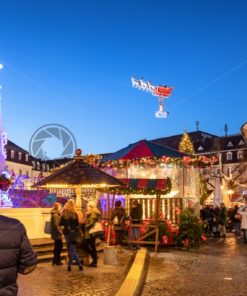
99, 177, 172, 195
97, 155, 218, 169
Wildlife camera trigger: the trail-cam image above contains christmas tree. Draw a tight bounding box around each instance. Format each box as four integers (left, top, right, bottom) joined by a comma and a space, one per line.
179, 132, 195, 154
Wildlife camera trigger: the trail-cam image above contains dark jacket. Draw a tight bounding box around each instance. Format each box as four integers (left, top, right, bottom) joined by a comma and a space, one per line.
0, 215, 37, 296
51, 210, 62, 240
111, 207, 127, 230
219, 206, 228, 225
130, 205, 143, 224
60, 210, 80, 244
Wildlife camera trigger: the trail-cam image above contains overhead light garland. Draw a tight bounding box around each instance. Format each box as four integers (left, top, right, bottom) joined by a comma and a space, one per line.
97, 155, 218, 169
98, 177, 172, 195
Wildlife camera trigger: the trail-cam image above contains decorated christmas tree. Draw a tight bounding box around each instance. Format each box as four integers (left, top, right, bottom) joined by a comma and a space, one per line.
179, 132, 195, 154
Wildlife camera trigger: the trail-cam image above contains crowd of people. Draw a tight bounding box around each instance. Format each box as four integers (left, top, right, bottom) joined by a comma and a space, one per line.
200, 202, 247, 243
50, 198, 143, 272
2, 198, 247, 295
0, 196, 144, 295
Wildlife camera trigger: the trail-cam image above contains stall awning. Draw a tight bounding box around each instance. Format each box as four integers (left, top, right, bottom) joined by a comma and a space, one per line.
101, 139, 187, 162
120, 178, 169, 191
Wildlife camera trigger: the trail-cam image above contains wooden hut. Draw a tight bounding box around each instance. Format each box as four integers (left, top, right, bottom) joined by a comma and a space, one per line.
98, 140, 200, 223
34, 149, 123, 212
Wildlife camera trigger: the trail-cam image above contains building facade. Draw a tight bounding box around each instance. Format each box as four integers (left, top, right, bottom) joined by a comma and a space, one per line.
151, 130, 247, 203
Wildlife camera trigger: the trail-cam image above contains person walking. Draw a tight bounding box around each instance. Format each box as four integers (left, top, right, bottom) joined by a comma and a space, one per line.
60, 199, 83, 272
130, 200, 143, 249
51, 202, 63, 265
0, 214, 37, 296
111, 200, 128, 253
84, 201, 101, 267
238, 206, 247, 243
212, 206, 220, 238
219, 203, 227, 238
231, 205, 241, 236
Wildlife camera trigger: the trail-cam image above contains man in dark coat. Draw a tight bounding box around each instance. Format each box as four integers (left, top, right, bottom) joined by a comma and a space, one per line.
111, 200, 128, 253
219, 203, 228, 238
0, 215, 37, 296
130, 200, 143, 249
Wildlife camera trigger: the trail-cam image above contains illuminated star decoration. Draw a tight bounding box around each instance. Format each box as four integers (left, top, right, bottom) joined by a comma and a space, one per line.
131, 77, 173, 118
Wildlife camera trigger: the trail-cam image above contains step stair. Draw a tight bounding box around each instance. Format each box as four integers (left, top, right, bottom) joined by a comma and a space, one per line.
31, 238, 105, 264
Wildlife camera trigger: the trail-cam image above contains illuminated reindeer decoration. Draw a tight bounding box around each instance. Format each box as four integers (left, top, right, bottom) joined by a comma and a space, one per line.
131, 77, 173, 118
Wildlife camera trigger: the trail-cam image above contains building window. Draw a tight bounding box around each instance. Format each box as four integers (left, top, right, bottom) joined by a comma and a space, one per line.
237, 151, 243, 160
18, 152, 22, 160
37, 162, 40, 170
32, 161, 36, 169
42, 163, 46, 171
227, 141, 233, 147
46, 164, 50, 171
239, 140, 245, 146
197, 146, 204, 151
226, 151, 233, 161
11, 150, 15, 159
25, 154, 29, 162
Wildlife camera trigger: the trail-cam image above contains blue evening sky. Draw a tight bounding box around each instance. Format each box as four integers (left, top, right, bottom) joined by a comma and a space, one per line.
0, 0, 247, 155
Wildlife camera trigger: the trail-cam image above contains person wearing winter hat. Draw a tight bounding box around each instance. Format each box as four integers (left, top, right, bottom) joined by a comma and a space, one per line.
84, 201, 101, 267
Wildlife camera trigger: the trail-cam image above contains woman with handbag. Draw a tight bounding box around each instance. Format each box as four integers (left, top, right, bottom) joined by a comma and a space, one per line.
84, 201, 102, 267
60, 199, 83, 272
51, 202, 63, 265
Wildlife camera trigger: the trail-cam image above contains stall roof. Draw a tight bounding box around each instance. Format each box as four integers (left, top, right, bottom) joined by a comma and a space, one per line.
34, 157, 123, 188
101, 139, 187, 162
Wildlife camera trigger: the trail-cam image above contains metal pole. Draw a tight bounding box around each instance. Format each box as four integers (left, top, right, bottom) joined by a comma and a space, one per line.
107, 192, 111, 245
154, 193, 160, 256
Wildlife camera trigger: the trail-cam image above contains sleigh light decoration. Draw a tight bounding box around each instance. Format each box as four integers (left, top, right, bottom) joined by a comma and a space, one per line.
131, 77, 173, 118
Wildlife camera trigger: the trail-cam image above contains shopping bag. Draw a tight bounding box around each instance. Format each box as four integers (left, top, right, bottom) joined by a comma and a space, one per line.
44, 221, 51, 234
89, 222, 104, 239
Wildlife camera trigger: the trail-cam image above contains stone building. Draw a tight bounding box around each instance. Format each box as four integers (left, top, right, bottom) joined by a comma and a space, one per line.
151, 130, 247, 203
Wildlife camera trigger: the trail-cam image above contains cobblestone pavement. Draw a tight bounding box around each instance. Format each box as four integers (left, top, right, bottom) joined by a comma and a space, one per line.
18, 250, 132, 296
143, 234, 247, 296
